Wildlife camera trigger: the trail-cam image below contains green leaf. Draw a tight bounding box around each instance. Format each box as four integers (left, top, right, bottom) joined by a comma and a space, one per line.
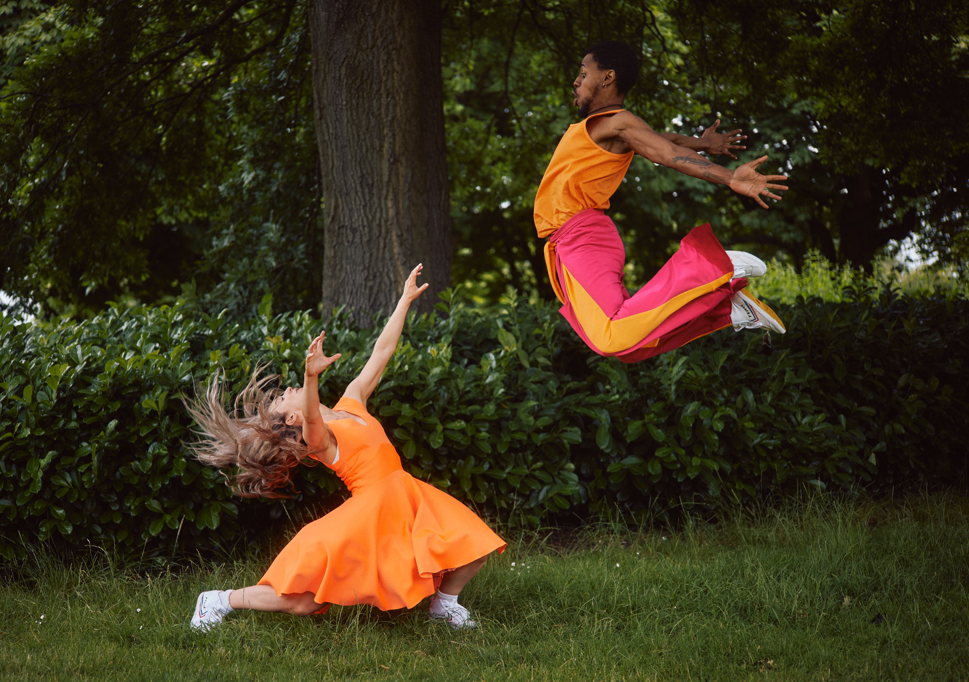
560, 428, 582, 444
834, 361, 847, 381
626, 420, 645, 442
495, 327, 516, 349
595, 424, 612, 451
258, 292, 273, 320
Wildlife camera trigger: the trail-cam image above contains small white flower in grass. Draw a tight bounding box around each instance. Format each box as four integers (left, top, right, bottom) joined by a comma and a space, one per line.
136, 608, 141, 613
140, 626, 143, 630
616, 563, 620, 568
662, 536, 668, 541
511, 562, 516, 566
40, 615, 45, 619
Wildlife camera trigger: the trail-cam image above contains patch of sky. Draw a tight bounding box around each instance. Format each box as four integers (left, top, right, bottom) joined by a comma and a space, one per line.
0, 291, 34, 322
894, 234, 937, 269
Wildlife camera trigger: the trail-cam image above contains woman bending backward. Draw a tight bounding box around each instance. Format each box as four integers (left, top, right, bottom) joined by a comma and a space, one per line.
186, 264, 505, 631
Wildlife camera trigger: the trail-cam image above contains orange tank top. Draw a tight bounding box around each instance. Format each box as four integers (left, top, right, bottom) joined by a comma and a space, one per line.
533, 110, 634, 238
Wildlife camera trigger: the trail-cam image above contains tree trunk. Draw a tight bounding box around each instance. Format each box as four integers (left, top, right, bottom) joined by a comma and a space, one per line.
307, 0, 453, 324
840, 167, 880, 273
839, 167, 917, 273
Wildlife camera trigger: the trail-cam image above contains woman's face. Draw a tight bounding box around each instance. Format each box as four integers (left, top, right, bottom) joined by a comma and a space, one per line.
271, 386, 303, 425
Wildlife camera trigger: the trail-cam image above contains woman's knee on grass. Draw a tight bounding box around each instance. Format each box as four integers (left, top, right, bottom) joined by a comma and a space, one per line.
287, 592, 325, 616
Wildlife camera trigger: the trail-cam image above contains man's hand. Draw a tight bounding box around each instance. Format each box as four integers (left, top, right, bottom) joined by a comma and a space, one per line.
700, 119, 746, 160
729, 156, 789, 209
305, 330, 342, 377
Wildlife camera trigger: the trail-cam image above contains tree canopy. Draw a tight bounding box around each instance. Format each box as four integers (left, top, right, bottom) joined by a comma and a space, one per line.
1, 0, 320, 317
2, 0, 966, 320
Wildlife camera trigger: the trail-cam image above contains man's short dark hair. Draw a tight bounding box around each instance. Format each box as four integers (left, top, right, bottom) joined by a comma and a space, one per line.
586, 41, 640, 95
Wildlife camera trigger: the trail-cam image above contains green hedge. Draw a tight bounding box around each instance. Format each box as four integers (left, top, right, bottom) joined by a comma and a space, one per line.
2, 288, 966, 562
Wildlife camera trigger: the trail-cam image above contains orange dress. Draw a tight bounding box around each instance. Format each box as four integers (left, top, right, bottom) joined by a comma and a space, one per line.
258, 397, 506, 612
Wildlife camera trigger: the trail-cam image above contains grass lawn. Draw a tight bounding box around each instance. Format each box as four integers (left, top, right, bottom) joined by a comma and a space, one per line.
2, 493, 967, 681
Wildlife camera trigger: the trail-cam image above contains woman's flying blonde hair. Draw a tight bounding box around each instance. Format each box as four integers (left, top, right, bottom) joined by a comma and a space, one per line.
183, 368, 315, 498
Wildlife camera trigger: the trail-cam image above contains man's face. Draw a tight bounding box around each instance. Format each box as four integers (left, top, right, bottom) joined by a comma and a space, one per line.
573, 54, 604, 118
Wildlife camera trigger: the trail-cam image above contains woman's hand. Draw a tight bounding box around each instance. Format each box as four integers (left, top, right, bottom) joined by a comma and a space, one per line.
728, 156, 789, 209
305, 330, 342, 377
400, 263, 429, 304
341, 263, 428, 407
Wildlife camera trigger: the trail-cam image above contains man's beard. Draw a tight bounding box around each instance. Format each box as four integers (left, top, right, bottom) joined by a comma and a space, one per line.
577, 83, 600, 119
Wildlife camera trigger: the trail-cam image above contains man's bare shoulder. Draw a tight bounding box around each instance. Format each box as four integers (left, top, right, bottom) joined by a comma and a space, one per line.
610, 109, 653, 131
588, 109, 646, 142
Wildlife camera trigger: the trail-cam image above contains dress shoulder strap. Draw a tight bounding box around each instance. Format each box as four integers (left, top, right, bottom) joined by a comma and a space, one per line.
333, 396, 370, 421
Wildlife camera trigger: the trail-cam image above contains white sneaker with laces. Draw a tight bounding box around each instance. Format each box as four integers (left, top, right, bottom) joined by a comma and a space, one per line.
190, 590, 233, 632
429, 597, 477, 630
726, 251, 767, 279
731, 289, 786, 334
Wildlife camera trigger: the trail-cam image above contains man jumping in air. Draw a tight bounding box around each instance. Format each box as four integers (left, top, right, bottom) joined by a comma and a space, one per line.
534, 40, 788, 362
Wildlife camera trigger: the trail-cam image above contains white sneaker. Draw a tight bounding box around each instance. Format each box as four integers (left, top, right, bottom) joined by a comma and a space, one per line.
726, 251, 767, 279
731, 289, 786, 334
190, 590, 233, 632
429, 597, 477, 630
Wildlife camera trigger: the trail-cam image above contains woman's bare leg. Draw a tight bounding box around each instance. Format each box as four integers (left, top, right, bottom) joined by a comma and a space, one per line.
192, 585, 320, 631
439, 555, 488, 595
229, 584, 321, 616
430, 555, 489, 629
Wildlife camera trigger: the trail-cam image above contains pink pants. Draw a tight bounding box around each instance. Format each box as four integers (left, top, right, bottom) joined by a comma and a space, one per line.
543, 209, 744, 363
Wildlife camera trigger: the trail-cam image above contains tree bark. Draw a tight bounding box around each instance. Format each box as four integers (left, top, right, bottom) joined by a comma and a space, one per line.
840, 167, 880, 273
839, 167, 917, 273
307, 0, 454, 324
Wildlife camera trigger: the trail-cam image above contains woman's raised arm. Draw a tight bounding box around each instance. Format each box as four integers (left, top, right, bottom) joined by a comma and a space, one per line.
343, 264, 428, 406
300, 331, 341, 458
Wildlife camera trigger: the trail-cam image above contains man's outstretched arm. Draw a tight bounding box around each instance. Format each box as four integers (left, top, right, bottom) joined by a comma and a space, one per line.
660, 120, 746, 159
612, 113, 787, 209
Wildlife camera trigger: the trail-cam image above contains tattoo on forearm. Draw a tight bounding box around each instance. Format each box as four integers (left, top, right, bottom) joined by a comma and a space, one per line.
702, 170, 724, 184
673, 156, 712, 167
